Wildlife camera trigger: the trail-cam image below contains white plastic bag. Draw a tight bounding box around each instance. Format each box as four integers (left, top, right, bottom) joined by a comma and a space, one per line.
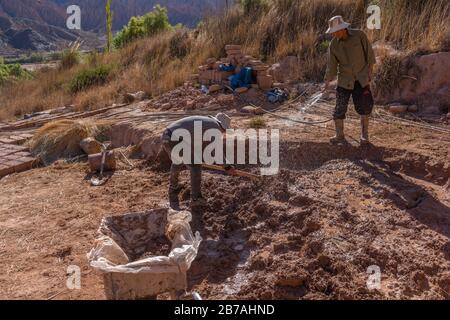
87, 208, 202, 276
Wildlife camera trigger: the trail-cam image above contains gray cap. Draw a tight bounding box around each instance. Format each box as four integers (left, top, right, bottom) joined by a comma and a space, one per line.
215, 113, 231, 130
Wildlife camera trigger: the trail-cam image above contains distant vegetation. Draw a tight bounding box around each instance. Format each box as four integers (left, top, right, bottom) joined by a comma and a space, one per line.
0, 61, 32, 85
113, 5, 174, 48
0, 0, 449, 120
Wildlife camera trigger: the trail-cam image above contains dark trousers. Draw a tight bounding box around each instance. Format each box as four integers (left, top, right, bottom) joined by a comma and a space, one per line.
161, 130, 202, 201
334, 81, 374, 120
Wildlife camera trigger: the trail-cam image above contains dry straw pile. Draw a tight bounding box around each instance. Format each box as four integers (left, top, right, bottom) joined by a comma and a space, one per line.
28, 119, 110, 165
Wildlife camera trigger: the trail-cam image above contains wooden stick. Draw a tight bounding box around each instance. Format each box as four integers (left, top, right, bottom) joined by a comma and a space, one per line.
202, 164, 261, 180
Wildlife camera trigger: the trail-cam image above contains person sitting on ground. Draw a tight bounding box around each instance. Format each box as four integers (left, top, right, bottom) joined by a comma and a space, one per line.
324, 15, 376, 145
160, 113, 235, 209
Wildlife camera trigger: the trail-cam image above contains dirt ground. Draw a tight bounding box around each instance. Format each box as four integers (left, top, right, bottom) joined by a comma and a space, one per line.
0, 100, 449, 300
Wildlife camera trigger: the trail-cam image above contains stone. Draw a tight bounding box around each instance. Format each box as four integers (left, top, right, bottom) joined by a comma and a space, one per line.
80, 138, 103, 155
407, 104, 418, 113
235, 87, 249, 94
252, 64, 269, 71
209, 84, 222, 94
257, 75, 273, 90
250, 60, 262, 66
268, 56, 300, 83
372, 43, 401, 58
240, 106, 264, 115
389, 104, 408, 114
251, 84, 259, 89
273, 82, 287, 88
160, 103, 171, 111
225, 45, 241, 51
226, 49, 242, 56
124, 91, 147, 103
374, 52, 450, 113
216, 94, 234, 104
185, 100, 196, 110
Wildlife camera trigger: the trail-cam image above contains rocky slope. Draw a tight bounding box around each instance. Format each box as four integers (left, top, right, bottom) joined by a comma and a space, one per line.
0, 0, 224, 54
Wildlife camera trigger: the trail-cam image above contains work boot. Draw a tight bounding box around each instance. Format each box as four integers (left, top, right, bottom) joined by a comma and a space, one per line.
169, 192, 181, 210
190, 195, 207, 209
360, 115, 370, 145
330, 119, 345, 144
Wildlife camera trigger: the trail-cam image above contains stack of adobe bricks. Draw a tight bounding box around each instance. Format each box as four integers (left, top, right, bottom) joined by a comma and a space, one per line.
249, 60, 272, 90
196, 54, 234, 85
193, 44, 273, 90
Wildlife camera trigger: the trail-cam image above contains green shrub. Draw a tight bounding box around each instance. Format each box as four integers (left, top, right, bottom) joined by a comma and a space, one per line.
0, 63, 32, 85
249, 116, 267, 128
114, 5, 172, 48
69, 64, 114, 93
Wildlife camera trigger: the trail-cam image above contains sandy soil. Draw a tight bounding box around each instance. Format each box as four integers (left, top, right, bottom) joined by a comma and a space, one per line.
0, 101, 449, 300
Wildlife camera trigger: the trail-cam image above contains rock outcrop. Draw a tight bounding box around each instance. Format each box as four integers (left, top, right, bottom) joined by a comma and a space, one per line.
374, 50, 450, 114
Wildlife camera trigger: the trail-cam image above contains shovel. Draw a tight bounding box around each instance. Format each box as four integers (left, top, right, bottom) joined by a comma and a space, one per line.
91, 149, 109, 186
202, 164, 261, 180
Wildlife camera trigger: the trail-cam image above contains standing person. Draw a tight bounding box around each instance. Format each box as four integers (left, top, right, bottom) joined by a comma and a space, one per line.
160, 113, 234, 209
324, 16, 376, 145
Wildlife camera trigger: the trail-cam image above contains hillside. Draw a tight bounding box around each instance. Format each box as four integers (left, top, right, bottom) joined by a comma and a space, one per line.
1, 0, 448, 119
0, 0, 224, 54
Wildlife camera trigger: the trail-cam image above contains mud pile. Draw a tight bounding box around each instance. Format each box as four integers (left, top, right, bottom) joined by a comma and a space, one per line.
168, 141, 450, 299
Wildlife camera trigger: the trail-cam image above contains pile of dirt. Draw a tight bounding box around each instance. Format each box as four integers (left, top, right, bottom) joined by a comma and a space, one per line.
144, 85, 236, 112
179, 141, 450, 300
143, 83, 286, 113
0, 92, 449, 300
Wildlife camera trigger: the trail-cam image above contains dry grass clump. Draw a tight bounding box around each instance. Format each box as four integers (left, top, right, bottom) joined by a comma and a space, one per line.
28, 119, 111, 165
249, 116, 267, 129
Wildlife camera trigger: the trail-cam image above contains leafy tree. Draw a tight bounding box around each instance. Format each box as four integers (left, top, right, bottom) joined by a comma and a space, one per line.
113, 5, 173, 48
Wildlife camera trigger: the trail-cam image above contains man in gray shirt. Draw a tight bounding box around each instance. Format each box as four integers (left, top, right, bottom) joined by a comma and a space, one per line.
161, 113, 234, 208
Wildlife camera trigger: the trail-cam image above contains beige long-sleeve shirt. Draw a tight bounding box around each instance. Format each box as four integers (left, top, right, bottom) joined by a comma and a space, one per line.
325, 29, 376, 90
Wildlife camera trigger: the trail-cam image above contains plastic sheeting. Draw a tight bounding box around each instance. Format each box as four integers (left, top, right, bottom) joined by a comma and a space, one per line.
87, 208, 202, 275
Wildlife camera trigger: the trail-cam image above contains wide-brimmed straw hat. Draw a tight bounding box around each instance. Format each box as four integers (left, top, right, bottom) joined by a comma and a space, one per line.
326, 16, 351, 34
